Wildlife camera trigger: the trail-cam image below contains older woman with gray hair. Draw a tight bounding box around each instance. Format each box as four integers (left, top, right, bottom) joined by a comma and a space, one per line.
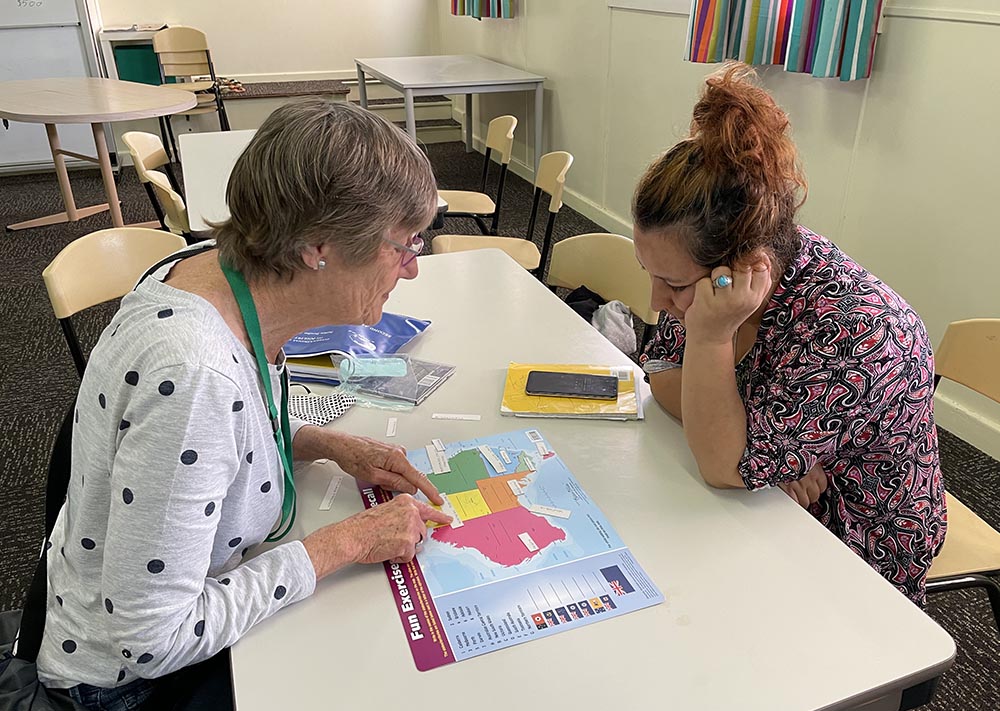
36, 99, 451, 710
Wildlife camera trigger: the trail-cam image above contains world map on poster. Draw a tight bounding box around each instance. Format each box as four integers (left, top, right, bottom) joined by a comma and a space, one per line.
409, 429, 626, 598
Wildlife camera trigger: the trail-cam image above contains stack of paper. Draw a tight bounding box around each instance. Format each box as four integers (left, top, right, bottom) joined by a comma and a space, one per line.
500, 363, 643, 421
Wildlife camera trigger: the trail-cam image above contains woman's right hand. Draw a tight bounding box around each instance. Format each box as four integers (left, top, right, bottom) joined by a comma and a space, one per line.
303, 494, 452, 580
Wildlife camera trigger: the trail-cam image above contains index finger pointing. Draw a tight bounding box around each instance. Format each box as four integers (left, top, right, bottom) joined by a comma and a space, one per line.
417, 500, 453, 525
388, 450, 445, 505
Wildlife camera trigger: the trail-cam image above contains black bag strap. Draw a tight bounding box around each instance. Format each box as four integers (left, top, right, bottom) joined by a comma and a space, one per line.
134, 243, 217, 290
15, 404, 75, 662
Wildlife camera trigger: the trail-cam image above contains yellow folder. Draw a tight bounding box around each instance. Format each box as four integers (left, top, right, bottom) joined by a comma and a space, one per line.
500, 362, 641, 420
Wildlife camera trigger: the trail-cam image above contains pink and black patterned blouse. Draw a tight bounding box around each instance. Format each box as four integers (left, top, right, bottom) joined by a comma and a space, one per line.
640, 227, 947, 605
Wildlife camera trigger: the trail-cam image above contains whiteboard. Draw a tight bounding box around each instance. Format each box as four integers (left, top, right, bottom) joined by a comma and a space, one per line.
607, 0, 690, 15
0, 24, 94, 167
0, 0, 79, 28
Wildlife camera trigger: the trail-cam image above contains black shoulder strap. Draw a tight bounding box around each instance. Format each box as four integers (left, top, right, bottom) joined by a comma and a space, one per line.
134, 243, 218, 290
15, 404, 74, 661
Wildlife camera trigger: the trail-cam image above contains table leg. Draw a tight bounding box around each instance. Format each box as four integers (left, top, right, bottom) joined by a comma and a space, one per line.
5, 123, 109, 232
465, 94, 474, 153
404, 89, 417, 143
535, 83, 544, 173
357, 65, 368, 109
92, 122, 124, 228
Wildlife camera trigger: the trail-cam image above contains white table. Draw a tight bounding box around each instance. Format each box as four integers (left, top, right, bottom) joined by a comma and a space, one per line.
0, 78, 195, 231
355, 55, 545, 170
231, 249, 954, 711
179, 129, 448, 233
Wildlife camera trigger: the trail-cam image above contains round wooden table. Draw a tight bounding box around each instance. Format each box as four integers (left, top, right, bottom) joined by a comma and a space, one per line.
0, 78, 197, 232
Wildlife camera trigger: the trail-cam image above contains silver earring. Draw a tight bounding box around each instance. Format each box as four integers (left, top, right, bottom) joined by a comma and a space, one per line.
317, 259, 326, 271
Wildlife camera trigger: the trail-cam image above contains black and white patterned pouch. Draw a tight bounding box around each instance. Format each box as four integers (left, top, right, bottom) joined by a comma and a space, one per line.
288, 392, 357, 426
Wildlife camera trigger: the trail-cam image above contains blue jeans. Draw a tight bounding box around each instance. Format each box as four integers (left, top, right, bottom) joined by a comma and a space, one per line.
65, 649, 233, 711
68, 678, 156, 711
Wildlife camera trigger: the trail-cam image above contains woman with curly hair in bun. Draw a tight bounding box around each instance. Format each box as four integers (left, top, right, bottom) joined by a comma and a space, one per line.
634, 62, 946, 606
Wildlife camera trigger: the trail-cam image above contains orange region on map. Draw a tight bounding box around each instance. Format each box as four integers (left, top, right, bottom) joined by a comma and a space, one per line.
476, 471, 534, 513
430, 505, 566, 566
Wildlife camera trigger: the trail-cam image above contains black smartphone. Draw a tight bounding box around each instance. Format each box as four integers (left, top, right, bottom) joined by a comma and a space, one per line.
525, 370, 619, 400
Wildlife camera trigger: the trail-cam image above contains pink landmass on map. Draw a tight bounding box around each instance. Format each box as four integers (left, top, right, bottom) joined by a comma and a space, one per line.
431, 506, 566, 566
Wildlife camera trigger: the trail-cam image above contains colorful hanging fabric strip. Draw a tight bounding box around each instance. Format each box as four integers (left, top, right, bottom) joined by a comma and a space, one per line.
451, 0, 514, 19
685, 0, 882, 80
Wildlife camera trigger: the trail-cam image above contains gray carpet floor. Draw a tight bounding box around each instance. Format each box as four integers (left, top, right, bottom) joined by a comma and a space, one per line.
1, 140, 998, 709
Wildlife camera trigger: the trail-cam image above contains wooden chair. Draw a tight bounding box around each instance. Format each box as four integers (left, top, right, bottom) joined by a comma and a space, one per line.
928, 318, 1000, 631
438, 115, 516, 234
42, 228, 187, 377
146, 171, 193, 241
432, 150, 573, 277
546, 232, 660, 352
152, 26, 230, 159
120, 131, 182, 231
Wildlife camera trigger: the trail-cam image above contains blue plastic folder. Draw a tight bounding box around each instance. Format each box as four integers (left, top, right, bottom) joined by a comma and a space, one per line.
284, 313, 431, 358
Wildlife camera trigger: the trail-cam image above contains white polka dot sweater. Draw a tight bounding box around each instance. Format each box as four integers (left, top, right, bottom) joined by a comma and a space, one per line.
37, 260, 317, 689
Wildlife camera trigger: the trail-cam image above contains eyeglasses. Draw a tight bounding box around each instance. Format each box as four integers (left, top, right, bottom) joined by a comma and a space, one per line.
382, 233, 424, 266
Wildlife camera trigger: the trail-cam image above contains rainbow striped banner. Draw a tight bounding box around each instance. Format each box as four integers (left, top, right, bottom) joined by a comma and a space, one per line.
684, 0, 882, 80
451, 0, 514, 19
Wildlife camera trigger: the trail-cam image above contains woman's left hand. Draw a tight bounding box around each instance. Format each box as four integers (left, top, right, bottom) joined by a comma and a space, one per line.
332, 434, 445, 505
684, 256, 772, 346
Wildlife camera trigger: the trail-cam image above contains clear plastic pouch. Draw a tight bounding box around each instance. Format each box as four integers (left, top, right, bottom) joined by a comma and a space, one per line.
332, 353, 418, 411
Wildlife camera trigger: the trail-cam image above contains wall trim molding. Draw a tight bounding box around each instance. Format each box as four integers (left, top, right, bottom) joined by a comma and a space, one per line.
934, 392, 1000, 461
235, 69, 358, 83
884, 6, 1000, 26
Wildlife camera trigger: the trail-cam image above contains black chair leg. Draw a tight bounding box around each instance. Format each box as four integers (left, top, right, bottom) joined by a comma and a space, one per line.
473, 215, 491, 235
59, 318, 86, 378
143, 182, 167, 230
927, 573, 1000, 633
164, 116, 179, 164
158, 116, 173, 162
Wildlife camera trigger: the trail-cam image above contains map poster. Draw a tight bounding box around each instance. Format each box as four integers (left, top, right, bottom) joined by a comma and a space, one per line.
358, 429, 664, 671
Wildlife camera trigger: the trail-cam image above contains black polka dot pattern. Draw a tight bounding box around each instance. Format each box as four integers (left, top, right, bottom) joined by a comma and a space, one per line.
111, 324, 119, 337
246, 451, 254, 464
62, 640, 77, 653
260, 481, 271, 493
74, 410, 79, 424
194, 619, 205, 637
81, 538, 96, 550
232, 354, 239, 364
98, 393, 106, 409
220, 578, 231, 586
56, 595, 63, 606
123, 488, 134, 504
122, 649, 131, 659
228, 537, 242, 548
124, 371, 139, 386
157, 308, 174, 319
204, 502, 215, 516
158, 381, 175, 396
232, 400, 244, 412
180, 450, 198, 465
105, 598, 114, 614
147, 559, 165, 574
119, 419, 130, 431
45, 541, 52, 551
137, 653, 153, 664
274, 586, 287, 600
117, 670, 126, 683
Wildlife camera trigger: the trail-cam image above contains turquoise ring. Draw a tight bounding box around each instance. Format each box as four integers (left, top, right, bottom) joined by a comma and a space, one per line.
713, 274, 733, 288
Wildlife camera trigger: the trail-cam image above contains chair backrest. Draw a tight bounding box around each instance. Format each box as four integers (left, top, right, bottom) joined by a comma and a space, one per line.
153, 26, 212, 79
547, 233, 659, 326
935, 318, 1000, 403
42, 228, 186, 320
484, 115, 517, 164
147, 170, 191, 235
535, 151, 574, 213
121, 131, 169, 183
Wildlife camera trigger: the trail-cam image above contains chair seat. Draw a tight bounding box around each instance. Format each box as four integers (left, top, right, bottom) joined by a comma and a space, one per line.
178, 106, 222, 117
432, 235, 541, 270
437, 190, 496, 216
166, 80, 216, 93
929, 493, 1000, 579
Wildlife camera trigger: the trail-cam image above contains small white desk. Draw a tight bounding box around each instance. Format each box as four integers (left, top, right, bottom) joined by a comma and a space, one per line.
355, 55, 545, 170
0, 78, 195, 231
179, 130, 448, 233
230, 250, 953, 711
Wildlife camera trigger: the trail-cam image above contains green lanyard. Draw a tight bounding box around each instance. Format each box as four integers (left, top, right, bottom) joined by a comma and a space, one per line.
220, 260, 296, 542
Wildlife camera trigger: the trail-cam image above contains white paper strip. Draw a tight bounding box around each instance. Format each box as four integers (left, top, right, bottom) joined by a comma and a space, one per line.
319, 475, 344, 511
